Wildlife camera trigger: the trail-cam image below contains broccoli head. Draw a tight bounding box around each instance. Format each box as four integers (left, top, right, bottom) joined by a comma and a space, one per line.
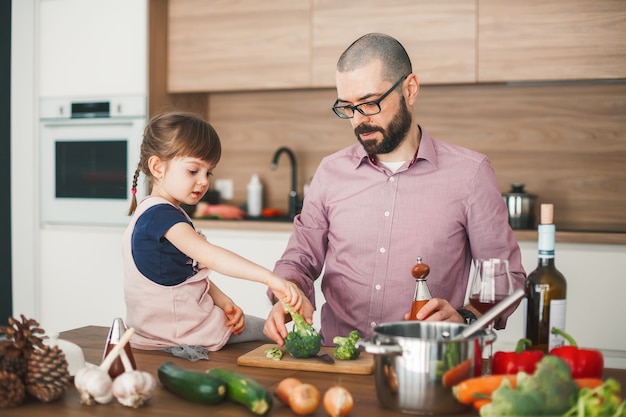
283, 303, 322, 358
480, 355, 579, 416
332, 330, 362, 360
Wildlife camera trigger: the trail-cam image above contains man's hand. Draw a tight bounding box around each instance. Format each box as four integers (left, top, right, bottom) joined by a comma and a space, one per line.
263, 297, 314, 346
402, 298, 466, 323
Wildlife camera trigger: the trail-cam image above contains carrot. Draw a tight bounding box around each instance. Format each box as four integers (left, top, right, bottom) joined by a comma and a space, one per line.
452, 374, 517, 405
575, 378, 604, 390
442, 359, 472, 388
473, 399, 491, 411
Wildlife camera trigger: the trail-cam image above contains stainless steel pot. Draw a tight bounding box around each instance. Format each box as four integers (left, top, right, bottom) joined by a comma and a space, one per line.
356, 321, 495, 415
502, 184, 536, 230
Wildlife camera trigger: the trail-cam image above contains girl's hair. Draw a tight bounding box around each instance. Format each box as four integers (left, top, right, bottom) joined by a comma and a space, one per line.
128, 111, 222, 215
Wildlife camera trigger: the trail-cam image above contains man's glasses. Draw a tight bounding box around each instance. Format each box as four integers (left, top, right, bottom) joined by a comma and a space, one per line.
332, 74, 409, 119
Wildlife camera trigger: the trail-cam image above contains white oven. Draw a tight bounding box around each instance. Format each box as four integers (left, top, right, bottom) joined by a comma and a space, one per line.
40, 96, 147, 226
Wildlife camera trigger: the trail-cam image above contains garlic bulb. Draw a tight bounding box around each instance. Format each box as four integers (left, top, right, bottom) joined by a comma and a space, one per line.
74, 366, 113, 405
112, 370, 156, 408
73, 327, 134, 406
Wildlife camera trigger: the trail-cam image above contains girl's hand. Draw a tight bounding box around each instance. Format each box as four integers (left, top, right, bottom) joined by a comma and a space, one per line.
269, 278, 303, 313
222, 302, 245, 335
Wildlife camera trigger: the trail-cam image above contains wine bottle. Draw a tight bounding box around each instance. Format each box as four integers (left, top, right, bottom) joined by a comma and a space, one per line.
524, 204, 567, 352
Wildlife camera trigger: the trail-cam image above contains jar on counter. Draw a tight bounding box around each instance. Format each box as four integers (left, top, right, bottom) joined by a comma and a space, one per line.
503, 184, 536, 230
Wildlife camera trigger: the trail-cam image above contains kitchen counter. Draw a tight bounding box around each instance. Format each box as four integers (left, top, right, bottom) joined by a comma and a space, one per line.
4, 326, 626, 416
195, 219, 626, 244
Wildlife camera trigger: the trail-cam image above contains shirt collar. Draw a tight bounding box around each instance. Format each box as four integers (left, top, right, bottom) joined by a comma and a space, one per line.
356, 125, 437, 170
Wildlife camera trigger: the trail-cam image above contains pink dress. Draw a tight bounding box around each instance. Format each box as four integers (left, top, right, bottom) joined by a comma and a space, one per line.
122, 196, 231, 350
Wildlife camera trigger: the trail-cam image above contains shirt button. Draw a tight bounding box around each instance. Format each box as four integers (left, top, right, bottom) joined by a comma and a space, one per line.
379, 247, 386, 254
370, 322, 377, 328
375, 284, 381, 290
389, 176, 395, 182
384, 211, 390, 217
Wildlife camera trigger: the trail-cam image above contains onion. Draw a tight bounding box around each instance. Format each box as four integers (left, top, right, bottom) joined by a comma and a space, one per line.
323, 386, 354, 417
275, 377, 302, 405
288, 383, 321, 415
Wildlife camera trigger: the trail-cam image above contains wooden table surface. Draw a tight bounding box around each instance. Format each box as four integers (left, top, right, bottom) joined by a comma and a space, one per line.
3, 326, 626, 416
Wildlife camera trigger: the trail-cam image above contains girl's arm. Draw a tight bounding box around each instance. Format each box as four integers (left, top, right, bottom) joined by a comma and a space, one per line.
164, 222, 302, 311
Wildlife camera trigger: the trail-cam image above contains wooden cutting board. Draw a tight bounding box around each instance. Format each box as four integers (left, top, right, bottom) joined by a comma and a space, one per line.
237, 344, 375, 375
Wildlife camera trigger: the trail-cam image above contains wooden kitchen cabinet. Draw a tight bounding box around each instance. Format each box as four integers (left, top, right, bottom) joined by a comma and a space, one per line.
478, 0, 626, 82
167, 0, 311, 92
167, 0, 476, 92
311, 0, 476, 87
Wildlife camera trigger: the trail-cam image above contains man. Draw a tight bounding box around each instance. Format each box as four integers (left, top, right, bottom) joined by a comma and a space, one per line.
264, 33, 525, 345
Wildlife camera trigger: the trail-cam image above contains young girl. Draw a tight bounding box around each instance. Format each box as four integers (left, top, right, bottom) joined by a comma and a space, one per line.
122, 111, 302, 353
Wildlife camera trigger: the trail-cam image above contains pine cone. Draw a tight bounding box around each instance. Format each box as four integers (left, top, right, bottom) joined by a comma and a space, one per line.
24, 346, 70, 402
0, 370, 26, 408
2, 315, 45, 357
0, 342, 27, 380
0, 315, 45, 381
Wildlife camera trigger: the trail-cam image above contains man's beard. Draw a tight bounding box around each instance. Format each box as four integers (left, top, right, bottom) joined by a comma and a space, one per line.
354, 97, 412, 155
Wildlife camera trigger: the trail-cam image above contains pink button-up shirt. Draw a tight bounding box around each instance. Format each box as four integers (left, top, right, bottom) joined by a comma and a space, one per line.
273, 128, 525, 343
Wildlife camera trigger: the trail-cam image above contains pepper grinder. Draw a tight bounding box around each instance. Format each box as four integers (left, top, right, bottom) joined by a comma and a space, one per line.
102, 317, 137, 378
409, 257, 432, 320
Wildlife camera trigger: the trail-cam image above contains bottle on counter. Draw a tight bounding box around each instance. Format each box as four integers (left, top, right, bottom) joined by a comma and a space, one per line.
409, 257, 432, 320
524, 203, 567, 352
102, 318, 137, 378
247, 173, 263, 217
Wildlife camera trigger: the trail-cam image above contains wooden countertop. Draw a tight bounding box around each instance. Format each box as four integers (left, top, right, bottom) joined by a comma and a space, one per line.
4, 326, 624, 416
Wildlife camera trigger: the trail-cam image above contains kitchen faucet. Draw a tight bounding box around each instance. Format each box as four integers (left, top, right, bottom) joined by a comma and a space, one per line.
270, 146, 301, 220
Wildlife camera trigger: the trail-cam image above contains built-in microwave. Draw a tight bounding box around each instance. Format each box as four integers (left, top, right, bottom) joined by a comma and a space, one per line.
40, 96, 147, 226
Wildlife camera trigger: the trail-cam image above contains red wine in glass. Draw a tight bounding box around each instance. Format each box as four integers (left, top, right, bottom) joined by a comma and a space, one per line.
469, 294, 509, 314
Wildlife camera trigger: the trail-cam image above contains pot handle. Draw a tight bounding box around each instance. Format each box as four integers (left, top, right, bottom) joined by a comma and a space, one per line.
355, 339, 403, 356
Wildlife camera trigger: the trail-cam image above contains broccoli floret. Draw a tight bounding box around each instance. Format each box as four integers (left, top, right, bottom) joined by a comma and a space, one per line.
332, 330, 362, 360
265, 347, 284, 361
283, 304, 322, 358
480, 355, 579, 416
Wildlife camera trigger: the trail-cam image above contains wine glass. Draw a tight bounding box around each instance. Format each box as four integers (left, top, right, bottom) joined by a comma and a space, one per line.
468, 258, 513, 374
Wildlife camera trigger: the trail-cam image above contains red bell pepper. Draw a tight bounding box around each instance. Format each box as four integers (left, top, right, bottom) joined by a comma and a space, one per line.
550, 327, 604, 379
492, 338, 544, 375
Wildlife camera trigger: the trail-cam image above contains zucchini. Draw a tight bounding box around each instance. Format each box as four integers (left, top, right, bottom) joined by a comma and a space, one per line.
206, 368, 273, 415
157, 361, 226, 405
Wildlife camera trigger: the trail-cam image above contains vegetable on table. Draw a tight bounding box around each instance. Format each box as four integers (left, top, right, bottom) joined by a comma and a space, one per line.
283, 303, 322, 359
206, 368, 273, 415
265, 347, 284, 361
492, 338, 544, 375
443, 359, 472, 388
454, 375, 603, 412
332, 330, 362, 360
574, 378, 604, 390
157, 361, 227, 405
275, 377, 302, 405
452, 374, 518, 405
323, 386, 354, 417
74, 327, 134, 405
288, 383, 320, 415
111, 349, 156, 408
550, 327, 604, 379
439, 341, 475, 388
563, 378, 626, 417
479, 355, 579, 416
